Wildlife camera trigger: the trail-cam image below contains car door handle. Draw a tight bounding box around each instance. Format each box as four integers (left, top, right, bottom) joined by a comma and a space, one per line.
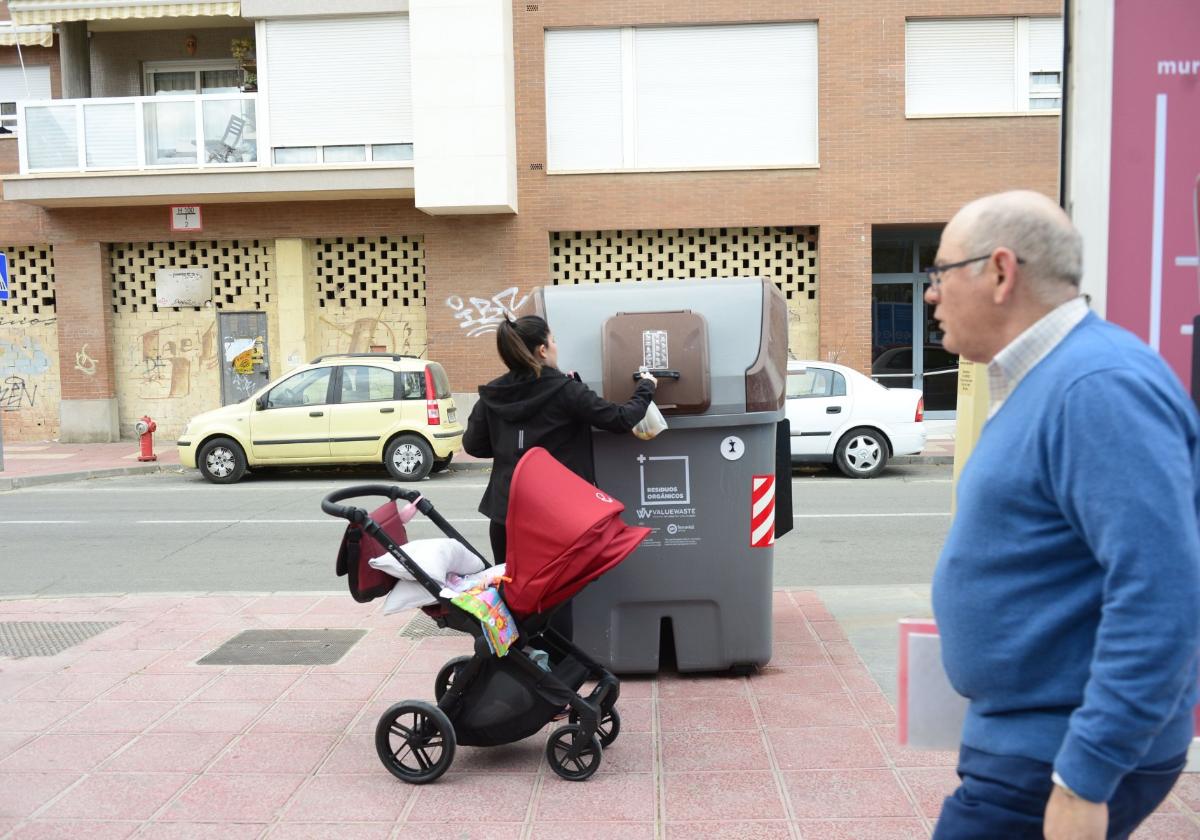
379, 407, 395, 414
826, 406, 842, 414
309, 411, 324, 417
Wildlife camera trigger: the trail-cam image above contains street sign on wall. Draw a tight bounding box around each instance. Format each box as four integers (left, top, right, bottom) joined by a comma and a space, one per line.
0, 253, 9, 301
1106, 0, 1200, 389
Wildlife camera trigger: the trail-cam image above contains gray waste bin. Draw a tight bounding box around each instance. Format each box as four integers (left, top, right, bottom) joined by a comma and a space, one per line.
532, 278, 792, 674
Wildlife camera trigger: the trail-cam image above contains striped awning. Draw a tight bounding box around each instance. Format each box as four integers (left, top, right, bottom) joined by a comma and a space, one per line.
0, 23, 54, 46
8, 1, 240, 25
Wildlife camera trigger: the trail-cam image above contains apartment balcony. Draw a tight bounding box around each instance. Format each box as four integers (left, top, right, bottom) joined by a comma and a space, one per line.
3, 92, 416, 207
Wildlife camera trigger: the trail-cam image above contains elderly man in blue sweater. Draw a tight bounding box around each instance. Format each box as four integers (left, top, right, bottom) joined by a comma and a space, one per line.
927, 190, 1200, 840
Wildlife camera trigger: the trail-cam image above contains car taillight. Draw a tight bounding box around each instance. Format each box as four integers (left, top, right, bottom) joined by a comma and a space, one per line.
424, 366, 440, 425
915, 398, 924, 423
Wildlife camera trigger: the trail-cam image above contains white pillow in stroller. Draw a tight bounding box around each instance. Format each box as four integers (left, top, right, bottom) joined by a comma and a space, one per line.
369, 539, 488, 613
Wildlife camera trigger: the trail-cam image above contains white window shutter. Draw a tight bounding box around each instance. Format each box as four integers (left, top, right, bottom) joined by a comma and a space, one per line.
544, 28, 623, 171
633, 23, 818, 169
265, 16, 411, 149
0, 64, 50, 101
906, 19, 1016, 115
1028, 18, 1063, 72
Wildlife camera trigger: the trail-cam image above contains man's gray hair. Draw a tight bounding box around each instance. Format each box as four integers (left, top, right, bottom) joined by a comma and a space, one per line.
963, 196, 1083, 301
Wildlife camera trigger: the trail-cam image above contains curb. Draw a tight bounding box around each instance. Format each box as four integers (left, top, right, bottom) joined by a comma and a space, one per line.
892, 454, 955, 465
0, 464, 185, 491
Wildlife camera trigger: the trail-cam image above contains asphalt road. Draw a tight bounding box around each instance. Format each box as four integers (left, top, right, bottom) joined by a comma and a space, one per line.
0, 463, 953, 597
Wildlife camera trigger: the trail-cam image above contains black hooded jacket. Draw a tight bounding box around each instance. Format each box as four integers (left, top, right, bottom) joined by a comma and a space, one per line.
463, 367, 655, 521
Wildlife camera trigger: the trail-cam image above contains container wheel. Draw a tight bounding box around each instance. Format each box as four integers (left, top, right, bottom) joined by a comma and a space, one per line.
375, 700, 456, 784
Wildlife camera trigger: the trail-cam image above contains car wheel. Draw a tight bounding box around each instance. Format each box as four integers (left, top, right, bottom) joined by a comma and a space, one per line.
431, 454, 453, 474
835, 427, 888, 479
197, 437, 248, 484
385, 435, 434, 481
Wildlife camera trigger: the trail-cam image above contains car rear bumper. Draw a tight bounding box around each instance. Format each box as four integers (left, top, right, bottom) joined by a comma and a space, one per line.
890, 423, 927, 456
177, 440, 197, 468
430, 426, 463, 458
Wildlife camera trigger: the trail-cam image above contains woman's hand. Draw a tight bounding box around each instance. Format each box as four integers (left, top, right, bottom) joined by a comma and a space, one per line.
639, 371, 658, 387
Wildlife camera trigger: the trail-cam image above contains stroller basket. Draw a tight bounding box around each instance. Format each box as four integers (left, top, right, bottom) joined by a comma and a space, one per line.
321, 448, 648, 784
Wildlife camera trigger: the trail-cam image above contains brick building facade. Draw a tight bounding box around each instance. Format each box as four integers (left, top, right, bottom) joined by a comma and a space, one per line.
0, 0, 1060, 442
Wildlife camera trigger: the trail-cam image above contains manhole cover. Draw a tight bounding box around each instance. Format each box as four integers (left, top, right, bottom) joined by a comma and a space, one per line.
399, 612, 459, 638
0, 621, 122, 658
198, 629, 366, 666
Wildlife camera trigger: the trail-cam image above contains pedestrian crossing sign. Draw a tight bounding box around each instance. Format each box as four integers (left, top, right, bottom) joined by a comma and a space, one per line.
0, 253, 8, 301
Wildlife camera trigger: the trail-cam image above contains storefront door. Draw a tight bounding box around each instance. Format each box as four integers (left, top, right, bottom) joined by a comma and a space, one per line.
871, 231, 958, 416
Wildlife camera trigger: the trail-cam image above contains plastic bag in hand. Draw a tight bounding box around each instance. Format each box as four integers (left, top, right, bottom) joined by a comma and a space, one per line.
633, 401, 668, 441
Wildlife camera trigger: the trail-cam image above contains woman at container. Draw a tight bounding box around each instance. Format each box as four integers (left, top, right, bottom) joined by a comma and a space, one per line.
464, 314, 657, 643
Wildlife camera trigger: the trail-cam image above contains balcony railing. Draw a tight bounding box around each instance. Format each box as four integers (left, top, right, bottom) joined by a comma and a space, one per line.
17, 93, 258, 175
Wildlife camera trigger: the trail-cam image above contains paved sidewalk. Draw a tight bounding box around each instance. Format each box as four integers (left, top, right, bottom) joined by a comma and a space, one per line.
0, 421, 954, 491
0, 590, 1193, 839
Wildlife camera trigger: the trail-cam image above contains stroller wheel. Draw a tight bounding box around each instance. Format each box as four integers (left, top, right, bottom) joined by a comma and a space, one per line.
434, 655, 472, 702
569, 706, 621, 747
545, 724, 603, 781
376, 701, 456, 785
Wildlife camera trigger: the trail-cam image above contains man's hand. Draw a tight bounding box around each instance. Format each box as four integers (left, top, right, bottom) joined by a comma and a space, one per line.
1044, 784, 1107, 840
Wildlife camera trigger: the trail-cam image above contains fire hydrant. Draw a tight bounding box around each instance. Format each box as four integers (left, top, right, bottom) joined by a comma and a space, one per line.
134, 415, 158, 462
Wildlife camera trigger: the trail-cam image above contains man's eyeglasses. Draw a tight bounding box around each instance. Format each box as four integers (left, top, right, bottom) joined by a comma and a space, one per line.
923, 254, 1024, 289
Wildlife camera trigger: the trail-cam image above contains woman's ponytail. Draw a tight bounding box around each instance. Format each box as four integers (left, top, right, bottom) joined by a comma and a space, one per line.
496, 315, 550, 377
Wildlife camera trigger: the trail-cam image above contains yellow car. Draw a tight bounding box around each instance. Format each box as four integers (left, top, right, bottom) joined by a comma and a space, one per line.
178, 353, 464, 484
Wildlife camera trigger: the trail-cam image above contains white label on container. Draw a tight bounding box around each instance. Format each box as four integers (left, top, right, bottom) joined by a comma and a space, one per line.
642, 330, 669, 369
720, 436, 745, 461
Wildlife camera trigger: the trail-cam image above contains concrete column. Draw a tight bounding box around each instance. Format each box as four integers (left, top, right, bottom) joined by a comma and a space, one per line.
57, 21, 91, 99
274, 238, 317, 373
54, 241, 119, 442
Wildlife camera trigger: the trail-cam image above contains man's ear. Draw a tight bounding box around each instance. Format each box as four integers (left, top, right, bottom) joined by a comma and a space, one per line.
991, 248, 1020, 305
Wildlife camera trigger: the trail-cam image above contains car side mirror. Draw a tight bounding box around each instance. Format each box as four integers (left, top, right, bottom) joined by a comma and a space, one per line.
255, 395, 267, 411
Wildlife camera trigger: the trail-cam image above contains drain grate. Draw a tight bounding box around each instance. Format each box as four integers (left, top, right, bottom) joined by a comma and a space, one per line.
0, 621, 122, 658
399, 612, 460, 638
198, 629, 366, 666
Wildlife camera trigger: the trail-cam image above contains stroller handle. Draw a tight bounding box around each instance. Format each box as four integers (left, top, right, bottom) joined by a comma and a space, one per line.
321, 483, 493, 570
321, 484, 421, 524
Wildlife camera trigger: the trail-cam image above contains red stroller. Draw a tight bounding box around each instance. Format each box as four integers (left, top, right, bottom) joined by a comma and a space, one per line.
322, 447, 650, 784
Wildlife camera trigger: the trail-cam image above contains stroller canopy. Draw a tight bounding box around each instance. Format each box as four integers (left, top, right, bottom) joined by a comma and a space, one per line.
504, 447, 650, 617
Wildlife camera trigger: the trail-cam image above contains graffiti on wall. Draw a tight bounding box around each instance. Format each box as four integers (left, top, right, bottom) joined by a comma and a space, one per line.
0, 315, 56, 328
320, 315, 418, 355
0, 337, 51, 376
446, 287, 529, 338
74, 344, 97, 377
0, 375, 37, 411
0, 325, 60, 437
137, 323, 217, 399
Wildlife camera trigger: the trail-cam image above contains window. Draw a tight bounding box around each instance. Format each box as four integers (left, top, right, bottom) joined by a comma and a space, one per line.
339, 366, 395, 403
0, 65, 51, 134
787, 369, 846, 399
264, 16, 412, 158
271, 143, 412, 166
905, 17, 1063, 117
143, 61, 242, 96
399, 371, 425, 400
266, 368, 332, 409
545, 22, 818, 172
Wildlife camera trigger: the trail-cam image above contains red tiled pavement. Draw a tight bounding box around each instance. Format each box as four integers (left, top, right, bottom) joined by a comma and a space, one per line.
0, 590, 1192, 839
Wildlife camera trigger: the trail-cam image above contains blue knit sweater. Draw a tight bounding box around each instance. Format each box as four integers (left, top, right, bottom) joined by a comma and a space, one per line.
933, 313, 1200, 803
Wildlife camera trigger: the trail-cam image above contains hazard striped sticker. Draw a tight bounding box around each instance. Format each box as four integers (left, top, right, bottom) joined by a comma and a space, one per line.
751, 475, 775, 548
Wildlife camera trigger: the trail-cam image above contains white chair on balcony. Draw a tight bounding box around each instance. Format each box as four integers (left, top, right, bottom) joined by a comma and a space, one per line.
206, 114, 248, 163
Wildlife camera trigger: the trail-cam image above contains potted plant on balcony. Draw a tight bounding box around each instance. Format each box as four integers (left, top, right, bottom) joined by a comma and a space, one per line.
231, 38, 257, 92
